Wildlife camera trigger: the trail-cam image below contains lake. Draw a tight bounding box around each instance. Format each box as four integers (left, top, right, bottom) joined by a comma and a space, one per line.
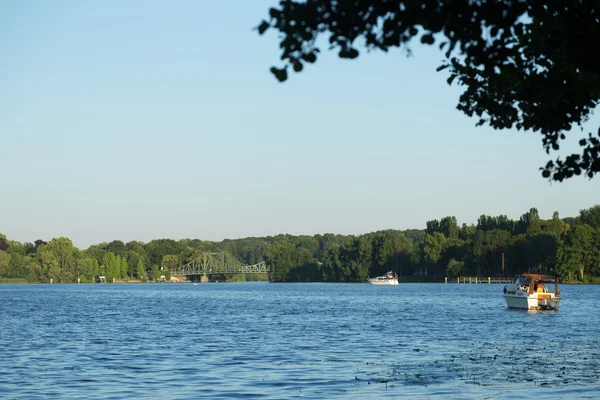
1, 282, 599, 398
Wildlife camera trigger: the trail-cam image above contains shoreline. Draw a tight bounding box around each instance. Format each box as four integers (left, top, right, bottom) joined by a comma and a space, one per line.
1, 279, 598, 285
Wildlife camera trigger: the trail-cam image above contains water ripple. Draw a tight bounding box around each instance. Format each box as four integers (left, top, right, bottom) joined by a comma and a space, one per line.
1, 283, 600, 398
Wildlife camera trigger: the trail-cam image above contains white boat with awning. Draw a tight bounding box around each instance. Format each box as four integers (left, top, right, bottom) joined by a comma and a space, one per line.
503, 274, 560, 310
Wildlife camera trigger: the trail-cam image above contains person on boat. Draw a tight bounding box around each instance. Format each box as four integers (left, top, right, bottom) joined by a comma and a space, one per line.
534, 283, 545, 293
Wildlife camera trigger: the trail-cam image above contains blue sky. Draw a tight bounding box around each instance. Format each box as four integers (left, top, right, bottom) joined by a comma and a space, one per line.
1, 0, 598, 248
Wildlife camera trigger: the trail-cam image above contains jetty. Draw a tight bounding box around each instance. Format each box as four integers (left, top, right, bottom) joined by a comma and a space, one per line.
446, 276, 513, 284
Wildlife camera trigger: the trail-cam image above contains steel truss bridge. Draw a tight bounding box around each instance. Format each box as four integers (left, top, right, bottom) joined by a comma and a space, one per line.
167, 252, 268, 276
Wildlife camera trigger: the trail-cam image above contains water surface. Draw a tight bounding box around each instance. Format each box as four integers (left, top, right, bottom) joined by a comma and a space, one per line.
1, 283, 599, 398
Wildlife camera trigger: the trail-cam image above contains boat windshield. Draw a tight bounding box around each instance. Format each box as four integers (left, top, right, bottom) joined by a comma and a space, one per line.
515, 277, 529, 285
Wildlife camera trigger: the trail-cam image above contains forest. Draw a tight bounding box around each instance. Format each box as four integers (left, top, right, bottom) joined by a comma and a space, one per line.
1, 205, 599, 284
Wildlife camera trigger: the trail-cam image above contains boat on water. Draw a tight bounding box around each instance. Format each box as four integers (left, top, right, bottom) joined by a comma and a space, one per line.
368, 271, 399, 285
503, 274, 560, 310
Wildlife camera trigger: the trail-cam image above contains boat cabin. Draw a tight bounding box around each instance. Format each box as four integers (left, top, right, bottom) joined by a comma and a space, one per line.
517, 274, 559, 296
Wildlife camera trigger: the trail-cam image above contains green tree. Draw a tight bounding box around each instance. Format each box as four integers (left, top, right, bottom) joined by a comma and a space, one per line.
126, 241, 150, 266
556, 224, 599, 282
352, 235, 373, 281
106, 240, 127, 259
506, 234, 531, 276
126, 251, 140, 276
266, 241, 297, 282
26, 259, 43, 282
402, 229, 426, 246
162, 255, 180, 271
102, 252, 121, 282
294, 236, 319, 258
578, 205, 600, 229
0, 250, 11, 278
526, 234, 558, 274
136, 259, 147, 281
422, 233, 447, 275
146, 239, 179, 267
426, 220, 440, 236
76, 257, 99, 282
150, 265, 160, 282
0, 233, 9, 251
446, 259, 465, 279
120, 258, 129, 279
289, 248, 321, 282
517, 207, 542, 235
370, 231, 412, 277
264, 238, 322, 282
321, 243, 342, 282
258, 1, 600, 181
481, 229, 513, 276
440, 216, 458, 240
4, 241, 30, 279
39, 238, 78, 283
542, 212, 570, 238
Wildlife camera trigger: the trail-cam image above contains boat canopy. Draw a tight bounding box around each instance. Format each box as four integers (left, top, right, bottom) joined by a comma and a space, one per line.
521, 274, 559, 295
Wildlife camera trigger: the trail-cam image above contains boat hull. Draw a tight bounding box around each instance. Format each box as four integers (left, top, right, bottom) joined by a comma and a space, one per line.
369, 279, 399, 285
504, 294, 560, 310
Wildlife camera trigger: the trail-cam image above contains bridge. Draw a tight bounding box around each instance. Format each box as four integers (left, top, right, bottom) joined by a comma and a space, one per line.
167, 252, 269, 279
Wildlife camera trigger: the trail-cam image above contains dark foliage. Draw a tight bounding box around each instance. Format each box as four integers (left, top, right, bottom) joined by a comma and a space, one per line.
258, 0, 600, 181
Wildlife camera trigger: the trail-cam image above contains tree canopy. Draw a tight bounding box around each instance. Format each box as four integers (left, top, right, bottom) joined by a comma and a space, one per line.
258, 0, 600, 181
2, 205, 600, 283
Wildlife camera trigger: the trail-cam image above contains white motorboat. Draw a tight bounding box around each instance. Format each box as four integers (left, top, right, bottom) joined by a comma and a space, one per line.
503, 274, 560, 310
368, 271, 399, 285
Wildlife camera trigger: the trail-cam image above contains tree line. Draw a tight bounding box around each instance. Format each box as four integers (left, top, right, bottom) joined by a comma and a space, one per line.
1, 205, 599, 283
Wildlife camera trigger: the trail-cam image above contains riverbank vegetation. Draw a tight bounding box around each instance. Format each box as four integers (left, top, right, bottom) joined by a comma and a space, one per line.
1, 206, 599, 283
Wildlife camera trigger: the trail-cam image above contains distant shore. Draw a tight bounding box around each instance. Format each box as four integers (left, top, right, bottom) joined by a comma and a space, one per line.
2, 278, 598, 285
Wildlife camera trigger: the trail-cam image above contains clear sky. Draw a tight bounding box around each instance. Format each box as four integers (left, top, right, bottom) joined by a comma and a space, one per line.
1, 0, 598, 249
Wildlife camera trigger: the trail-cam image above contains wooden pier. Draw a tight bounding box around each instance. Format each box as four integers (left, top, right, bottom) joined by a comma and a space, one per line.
444, 252, 513, 284
445, 276, 513, 284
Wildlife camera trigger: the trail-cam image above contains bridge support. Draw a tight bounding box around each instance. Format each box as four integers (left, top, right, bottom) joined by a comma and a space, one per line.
200, 275, 209, 283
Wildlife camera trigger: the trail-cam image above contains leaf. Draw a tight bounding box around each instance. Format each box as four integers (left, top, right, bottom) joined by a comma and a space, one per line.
421, 33, 435, 45
301, 52, 317, 63
268, 8, 281, 19
447, 74, 456, 85
270, 67, 288, 82
436, 64, 450, 72
258, 21, 269, 35
293, 61, 303, 72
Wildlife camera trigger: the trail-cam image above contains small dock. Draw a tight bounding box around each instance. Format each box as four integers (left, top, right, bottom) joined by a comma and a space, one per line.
447, 277, 513, 284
